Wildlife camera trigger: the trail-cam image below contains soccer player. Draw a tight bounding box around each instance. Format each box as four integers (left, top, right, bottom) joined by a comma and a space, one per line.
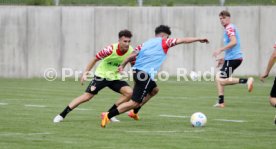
212, 10, 254, 108
53, 30, 134, 123
260, 42, 276, 124
126, 45, 160, 121
101, 25, 209, 128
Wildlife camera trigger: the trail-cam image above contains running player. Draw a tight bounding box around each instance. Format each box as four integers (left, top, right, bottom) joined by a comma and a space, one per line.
101, 25, 209, 128
53, 30, 134, 123
213, 10, 254, 108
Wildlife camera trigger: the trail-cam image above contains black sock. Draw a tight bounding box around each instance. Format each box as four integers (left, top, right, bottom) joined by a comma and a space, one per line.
108, 104, 117, 112
239, 78, 248, 84
59, 106, 72, 118
133, 107, 141, 114
218, 95, 224, 104
108, 109, 119, 119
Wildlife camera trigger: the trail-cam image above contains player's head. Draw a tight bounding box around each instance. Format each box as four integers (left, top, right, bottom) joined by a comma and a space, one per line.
219, 10, 231, 27
155, 25, 171, 38
118, 29, 132, 52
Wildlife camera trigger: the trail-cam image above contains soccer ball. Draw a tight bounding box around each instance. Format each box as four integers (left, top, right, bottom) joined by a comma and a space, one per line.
189, 71, 199, 81
190, 112, 207, 127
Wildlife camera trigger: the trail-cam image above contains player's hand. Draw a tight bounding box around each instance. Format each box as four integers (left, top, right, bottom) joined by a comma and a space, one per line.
213, 49, 222, 58
216, 58, 224, 68
80, 73, 88, 86
260, 72, 269, 83
199, 38, 209, 44
118, 65, 124, 73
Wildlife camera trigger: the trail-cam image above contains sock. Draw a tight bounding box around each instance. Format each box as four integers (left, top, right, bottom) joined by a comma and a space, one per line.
108, 104, 117, 112
108, 109, 119, 119
239, 78, 248, 84
218, 95, 224, 104
133, 107, 141, 114
59, 106, 72, 118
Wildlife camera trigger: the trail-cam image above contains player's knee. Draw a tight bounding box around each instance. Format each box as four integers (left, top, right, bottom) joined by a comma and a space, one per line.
130, 100, 140, 108
150, 87, 159, 96
269, 97, 276, 107
220, 80, 227, 86
124, 90, 133, 99
121, 87, 133, 99
217, 77, 227, 86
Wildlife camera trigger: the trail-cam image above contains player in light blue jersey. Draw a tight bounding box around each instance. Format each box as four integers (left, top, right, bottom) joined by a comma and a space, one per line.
101, 25, 209, 128
212, 10, 254, 108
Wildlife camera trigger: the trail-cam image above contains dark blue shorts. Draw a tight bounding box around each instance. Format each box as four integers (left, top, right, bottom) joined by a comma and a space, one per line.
131, 69, 157, 103
85, 76, 129, 95
220, 59, 242, 78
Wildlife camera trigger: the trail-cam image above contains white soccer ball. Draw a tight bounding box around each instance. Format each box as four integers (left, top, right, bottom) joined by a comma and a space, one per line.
190, 112, 207, 127
189, 71, 199, 81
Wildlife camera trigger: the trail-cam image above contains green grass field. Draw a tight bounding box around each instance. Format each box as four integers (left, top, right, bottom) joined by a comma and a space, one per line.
0, 77, 275, 149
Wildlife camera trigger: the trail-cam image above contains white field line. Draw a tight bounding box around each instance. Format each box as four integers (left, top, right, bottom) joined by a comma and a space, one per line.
159, 96, 267, 99
24, 104, 46, 108
213, 119, 247, 123
27, 132, 52, 135
159, 114, 188, 118
0, 132, 52, 136
159, 114, 247, 123
0, 102, 8, 105
125, 130, 204, 133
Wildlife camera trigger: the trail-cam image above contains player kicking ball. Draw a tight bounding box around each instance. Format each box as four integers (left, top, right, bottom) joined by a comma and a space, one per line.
260, 42, 276, 124
101, 25, 209, 128
53, 30, 134, 123
212, 10, 254, 108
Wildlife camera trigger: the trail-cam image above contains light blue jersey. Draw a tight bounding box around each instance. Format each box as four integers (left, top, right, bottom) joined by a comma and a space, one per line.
133, 37, 168, 80
223, 24, 243, 60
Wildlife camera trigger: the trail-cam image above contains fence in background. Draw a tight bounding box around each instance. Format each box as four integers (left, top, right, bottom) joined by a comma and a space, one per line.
0, 6, 276, 78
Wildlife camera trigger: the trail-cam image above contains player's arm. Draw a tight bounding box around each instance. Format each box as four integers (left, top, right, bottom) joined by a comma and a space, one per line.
213, 35, 236, 65
118, 51, 138, 72
83, 57, 99, 75
118, 44, 142, 72
260, 48, 276, 82
81, 45, 113, 85
175, 37, 209, 44
213, 25, 237, 57
81, 57, 99, 85
213, 36, 237, 57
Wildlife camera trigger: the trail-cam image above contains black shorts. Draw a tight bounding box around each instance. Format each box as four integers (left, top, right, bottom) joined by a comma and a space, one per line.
131, 69, 157, 103
85, 76, 129, 95
271, 77, 276, 98
220, 59, 242, 78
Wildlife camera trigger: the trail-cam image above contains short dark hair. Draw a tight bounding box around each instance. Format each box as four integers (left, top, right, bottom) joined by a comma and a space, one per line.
118, 29, 132, 38
155, 25, 171, 35
219, 10, 231, 17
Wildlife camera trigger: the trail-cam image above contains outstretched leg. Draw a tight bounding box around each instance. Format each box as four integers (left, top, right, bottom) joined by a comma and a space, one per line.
53, 93, 94, 123
128, 87, 159, 120
106, 86, 133, 122
214, 73, 253, 108
214, 59, 253, 108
